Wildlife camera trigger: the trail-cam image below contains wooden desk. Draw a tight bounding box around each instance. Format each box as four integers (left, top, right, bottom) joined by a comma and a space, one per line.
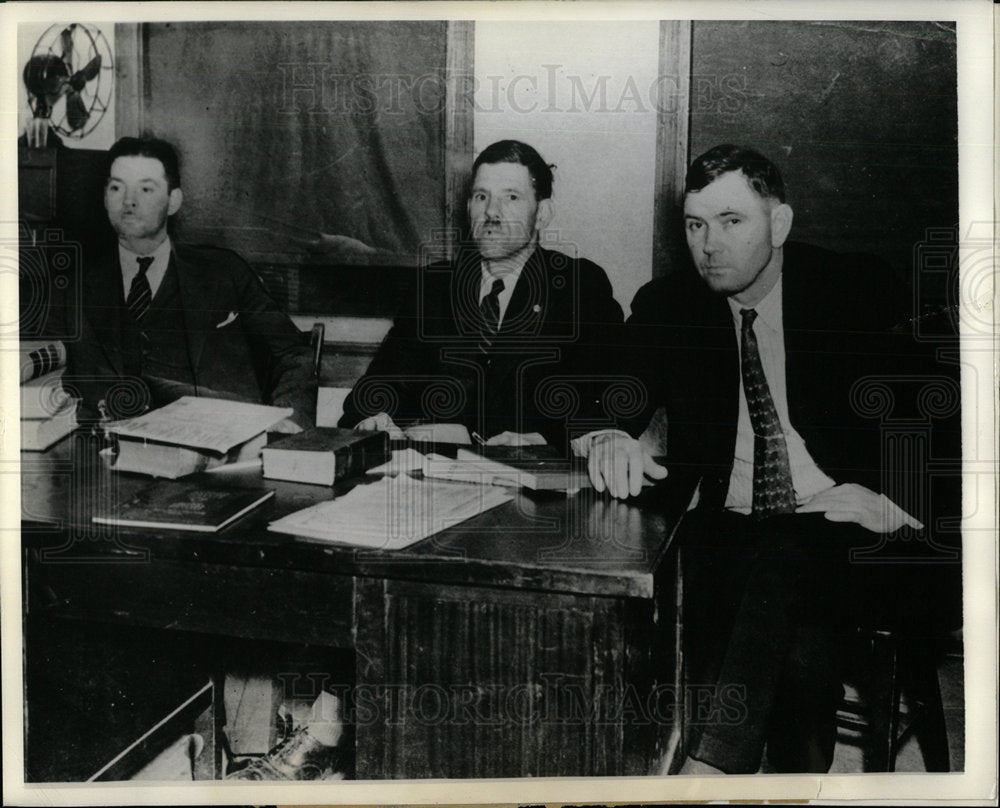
22, 433, 696, 779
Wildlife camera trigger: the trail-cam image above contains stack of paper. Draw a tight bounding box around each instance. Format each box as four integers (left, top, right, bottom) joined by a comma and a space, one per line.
268, 474, 512, 550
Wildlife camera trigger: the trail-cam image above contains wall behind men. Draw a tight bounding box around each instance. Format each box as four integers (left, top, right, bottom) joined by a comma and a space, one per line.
474, 21, 662, 317
687, 20, 958, 310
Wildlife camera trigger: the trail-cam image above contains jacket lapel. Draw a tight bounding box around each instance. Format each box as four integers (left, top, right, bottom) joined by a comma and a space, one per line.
777, 246, 814, 430
172, 245, 223, 379
498, 247, 546, 338
83, 253, 126, 375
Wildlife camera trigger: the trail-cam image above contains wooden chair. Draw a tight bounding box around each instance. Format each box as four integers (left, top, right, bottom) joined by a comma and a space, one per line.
838, 628, 952, 772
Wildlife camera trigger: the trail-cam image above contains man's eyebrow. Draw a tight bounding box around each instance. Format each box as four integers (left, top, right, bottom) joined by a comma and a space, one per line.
106, 175, 164, 184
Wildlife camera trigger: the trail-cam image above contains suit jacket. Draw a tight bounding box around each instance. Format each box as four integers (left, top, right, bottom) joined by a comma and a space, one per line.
625, 241, 938, 520
54, 242, 316, 426
339, 246, 624, 449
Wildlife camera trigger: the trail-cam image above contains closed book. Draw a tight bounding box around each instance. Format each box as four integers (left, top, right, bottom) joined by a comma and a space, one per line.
112, 432, 267, 479
21, 368, 73, 420
453, 447, 593, 491
262, 427, 389, 485
92, 481, 275, 532
20, 403, 77, 451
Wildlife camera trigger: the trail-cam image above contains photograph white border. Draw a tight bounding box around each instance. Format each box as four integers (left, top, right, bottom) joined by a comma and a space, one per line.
1, 1, 995, 805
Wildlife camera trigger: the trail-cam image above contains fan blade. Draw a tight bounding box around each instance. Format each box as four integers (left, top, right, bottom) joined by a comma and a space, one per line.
66, 92, 90, 131
69, 55, 101, 91
60, 26, 75, 61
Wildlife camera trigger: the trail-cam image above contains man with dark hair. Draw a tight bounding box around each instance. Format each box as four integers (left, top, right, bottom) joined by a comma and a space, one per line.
581, 144, 959, 773
53, 135, 315, 429
340, 139, 623, 449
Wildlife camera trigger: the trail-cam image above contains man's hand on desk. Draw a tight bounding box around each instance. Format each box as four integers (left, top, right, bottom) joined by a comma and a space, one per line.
485, 431, 547, 447
271, 417, 304, 435
795, 483, 924, 534
353, 411, 406, 439
582, 432, 668, 500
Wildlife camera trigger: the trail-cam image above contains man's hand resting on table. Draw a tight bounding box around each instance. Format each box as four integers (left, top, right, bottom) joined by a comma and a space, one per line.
584, 433, 668, 499
353, 411, 406, 439
796, 483, 924, 534
485, 431, 547, 447
271, 417, 304, 435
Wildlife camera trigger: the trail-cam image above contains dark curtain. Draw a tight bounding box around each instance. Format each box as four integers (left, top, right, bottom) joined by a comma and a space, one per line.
142, 21, 448, 262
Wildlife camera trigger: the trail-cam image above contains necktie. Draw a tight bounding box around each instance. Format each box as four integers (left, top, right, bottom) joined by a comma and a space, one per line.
478, 277, 505, 353
740, 308, 796, 518
127, 256, 154, 322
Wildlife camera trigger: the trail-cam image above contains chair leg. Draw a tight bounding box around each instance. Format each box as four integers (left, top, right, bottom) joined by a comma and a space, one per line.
864, 632, 898, 772
905, 648, 951, 772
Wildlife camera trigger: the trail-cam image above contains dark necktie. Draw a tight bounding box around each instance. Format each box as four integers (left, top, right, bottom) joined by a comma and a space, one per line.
740, 308, 796, 518
478, 277, 505, 353
127, 256, 154, 322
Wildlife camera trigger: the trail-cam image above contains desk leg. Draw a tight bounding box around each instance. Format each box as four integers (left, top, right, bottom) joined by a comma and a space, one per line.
353, 577, 646, 778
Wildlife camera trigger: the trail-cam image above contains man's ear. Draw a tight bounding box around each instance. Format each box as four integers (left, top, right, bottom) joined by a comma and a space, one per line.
168, 187, 184, 216
535, 198, 553, 232
770, 202, 793, 248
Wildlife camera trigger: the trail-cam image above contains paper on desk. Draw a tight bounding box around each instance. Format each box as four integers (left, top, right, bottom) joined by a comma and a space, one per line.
106, 397, 292, 453
366, 447, 427, 475
267, 474, 512, 549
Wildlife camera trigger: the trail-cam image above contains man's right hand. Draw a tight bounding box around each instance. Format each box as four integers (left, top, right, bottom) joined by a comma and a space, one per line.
587, 433, 667, 499
354, 411, 405, 439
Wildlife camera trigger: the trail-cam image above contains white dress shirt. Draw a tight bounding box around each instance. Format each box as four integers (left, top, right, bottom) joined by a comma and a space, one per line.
478, 250, 532, 329
724, 276, 835, 513
119, 237, 172, 301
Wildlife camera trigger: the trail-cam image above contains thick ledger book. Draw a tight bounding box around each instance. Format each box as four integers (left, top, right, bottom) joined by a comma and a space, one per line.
268, 474, 512, 549
20, 340, 67, 383
423, 446, 593, 491
113, 432, 267, 479
20, 402, 77, 451
262, 427, 389, 485
106, 397, 292, 478
92, 481, 275, 532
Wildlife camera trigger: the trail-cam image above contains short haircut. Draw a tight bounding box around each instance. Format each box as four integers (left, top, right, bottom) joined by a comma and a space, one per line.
106, 136, 182, 190
472, 140, 554, 200
685, 144, 786, 203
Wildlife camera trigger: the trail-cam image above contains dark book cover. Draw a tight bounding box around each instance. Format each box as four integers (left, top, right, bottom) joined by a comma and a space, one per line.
262, 427, 389, 485
92, 482, 275, 532
454, 447, 592, 491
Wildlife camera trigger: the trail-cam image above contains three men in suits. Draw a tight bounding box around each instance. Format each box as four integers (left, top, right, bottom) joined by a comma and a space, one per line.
582, 145, 957, 773
54, 136, 315, 429
340, 139, 623, 450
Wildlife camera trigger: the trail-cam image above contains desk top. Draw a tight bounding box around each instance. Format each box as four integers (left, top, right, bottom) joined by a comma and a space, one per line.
21, 433, 697, 599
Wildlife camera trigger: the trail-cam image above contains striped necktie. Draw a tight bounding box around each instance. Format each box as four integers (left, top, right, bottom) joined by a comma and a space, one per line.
740, 308, 797, 518
478, 277, 505, 353
126, 256, 154, 322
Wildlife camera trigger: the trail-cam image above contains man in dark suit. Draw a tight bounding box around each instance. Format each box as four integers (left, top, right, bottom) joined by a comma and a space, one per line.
54, 135, 315, 429
339, 139, 623, 450
582, 145, 959, 773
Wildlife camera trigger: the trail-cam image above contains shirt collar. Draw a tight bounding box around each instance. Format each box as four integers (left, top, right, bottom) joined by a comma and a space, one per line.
119, 236, 172, 271
479, 244, 536, 295
728, 273, 783, 332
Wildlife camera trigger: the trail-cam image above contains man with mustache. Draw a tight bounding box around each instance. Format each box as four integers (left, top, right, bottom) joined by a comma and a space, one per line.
340, 139, 624, 450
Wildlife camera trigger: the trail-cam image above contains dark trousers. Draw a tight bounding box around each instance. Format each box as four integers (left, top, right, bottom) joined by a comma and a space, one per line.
680, 509, 878, 774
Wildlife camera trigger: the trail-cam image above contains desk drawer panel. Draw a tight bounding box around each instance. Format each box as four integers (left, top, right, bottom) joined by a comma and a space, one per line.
28, 559, 354, 647
355, 578, 625, 778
